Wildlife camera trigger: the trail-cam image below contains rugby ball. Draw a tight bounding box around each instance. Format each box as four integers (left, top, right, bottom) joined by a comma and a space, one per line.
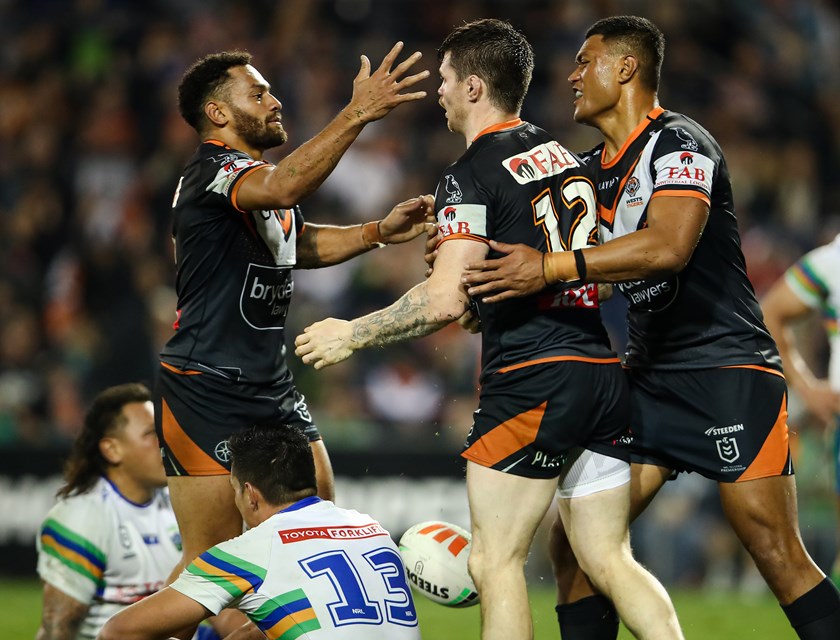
399, 520, 479, 608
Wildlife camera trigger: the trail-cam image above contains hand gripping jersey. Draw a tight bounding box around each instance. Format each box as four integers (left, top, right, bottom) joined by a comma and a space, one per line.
37, 478, 182, 639
784, 233, 840, 389
171, 497, 420, 640
586, 107, 781, 371
162, 140, 304, 384
434, 119, 616, 380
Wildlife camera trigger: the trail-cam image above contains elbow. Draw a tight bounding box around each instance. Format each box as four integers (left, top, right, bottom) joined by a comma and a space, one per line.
654, 248, 693, 276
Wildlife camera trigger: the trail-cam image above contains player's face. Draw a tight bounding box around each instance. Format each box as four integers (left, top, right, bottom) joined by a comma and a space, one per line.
113, 401, 166, 490
438, 54, 468, 134
225, 65, 287, 150
568, 35, 623, 126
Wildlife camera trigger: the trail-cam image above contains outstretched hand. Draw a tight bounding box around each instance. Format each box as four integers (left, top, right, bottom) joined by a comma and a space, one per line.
379, 195, 436, 245
295, 318, 355, 370
462, 240, 547, 303
349, 42, 429, 123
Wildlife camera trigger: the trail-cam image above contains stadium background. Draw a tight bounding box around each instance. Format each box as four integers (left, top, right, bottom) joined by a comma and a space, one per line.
1, 0, 840, 635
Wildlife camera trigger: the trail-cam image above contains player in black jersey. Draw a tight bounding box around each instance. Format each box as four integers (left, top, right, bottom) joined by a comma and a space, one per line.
295, 20, 682, 640
462, 15, 840, 640
159, 47, 432, 636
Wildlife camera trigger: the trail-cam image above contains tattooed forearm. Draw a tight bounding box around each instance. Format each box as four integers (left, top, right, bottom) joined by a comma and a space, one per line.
351, 284, 456, 348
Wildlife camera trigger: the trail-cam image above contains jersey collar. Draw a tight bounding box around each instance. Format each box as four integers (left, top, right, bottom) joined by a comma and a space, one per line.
473, 118, 523, 142
601, 106, 665, 169
279, 495, 322, 513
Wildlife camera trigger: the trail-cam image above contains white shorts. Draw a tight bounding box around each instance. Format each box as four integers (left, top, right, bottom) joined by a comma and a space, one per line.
557, 448, 630, 499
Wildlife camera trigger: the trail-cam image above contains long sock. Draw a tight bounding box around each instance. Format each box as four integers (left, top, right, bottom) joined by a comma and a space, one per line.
555, 595, 619, 640
781, 578, 840, 640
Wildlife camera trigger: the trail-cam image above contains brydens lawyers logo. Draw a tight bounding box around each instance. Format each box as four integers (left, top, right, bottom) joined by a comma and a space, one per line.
416, 522, 469, 557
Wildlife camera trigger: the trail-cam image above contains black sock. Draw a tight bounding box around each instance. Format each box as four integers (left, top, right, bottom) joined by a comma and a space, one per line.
556, 595, 619, 640
781, 578, 840, 640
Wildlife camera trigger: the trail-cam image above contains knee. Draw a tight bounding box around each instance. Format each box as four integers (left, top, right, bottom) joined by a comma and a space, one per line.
467, 537, 527, 587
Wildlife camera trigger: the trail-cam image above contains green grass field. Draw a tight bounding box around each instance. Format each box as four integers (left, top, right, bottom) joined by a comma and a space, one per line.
4, 578, 795, 639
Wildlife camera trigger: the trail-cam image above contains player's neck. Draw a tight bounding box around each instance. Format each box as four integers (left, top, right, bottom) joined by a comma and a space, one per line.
106, 470, 155, 505
463, 107, 519, 148
203, 131, 265, 160
597, 91, 659, 162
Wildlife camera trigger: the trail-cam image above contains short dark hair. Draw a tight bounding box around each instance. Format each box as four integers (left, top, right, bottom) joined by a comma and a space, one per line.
585, 16, 665, 92
58, 383, 151, 499
228, 424, 317, 505
438, 18, 534, 115
178, 50, 253, 133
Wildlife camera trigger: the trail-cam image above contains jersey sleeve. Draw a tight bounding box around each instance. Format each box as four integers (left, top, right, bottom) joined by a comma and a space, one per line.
36, 498, 110, 605
203, 148, 272, 213
170, 534, 268, 615
434, 165, 489, 246
784, 244, 834, 310
650, 125, 716, 205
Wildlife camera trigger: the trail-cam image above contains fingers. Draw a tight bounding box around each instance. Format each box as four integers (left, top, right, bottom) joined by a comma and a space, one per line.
461, 266, 495, 283
393, 67, 429, 91
355, 54, 371, 81
487, 239, 516, 254
389, 48, 423, 77
376, 41, 406, 74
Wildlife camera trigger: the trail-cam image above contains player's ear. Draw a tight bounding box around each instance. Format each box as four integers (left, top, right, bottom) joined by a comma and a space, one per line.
243, 482, 261, 511
467, 75, 482, 102
205, 100, 228, 127
99, 437, 122, 465
617, 54, 639, 85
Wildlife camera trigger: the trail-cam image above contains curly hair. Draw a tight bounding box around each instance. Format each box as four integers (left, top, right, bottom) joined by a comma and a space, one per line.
57, 383, 151, 499
178, 50, 253, 133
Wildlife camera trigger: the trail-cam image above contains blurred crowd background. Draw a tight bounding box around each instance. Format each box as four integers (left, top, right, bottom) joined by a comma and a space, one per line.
2, 0, 840, 588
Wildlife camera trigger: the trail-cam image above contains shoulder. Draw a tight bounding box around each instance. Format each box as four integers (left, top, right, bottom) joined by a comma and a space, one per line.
654, 111, 722, 158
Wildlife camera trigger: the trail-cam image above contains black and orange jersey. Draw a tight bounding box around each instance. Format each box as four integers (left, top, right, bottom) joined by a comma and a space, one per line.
160, 140, 304, 384
434, 119, 617, 381
584, 108, 781, 371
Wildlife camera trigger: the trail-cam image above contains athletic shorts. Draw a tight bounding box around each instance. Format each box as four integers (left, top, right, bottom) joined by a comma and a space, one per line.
154, 362, 320, 476
461, 360, 630, 479
626, 365, 793, 482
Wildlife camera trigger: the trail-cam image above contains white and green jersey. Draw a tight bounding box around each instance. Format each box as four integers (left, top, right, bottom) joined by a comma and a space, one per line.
784, 233, 840, 388
171, 496, 420, 640
36, 477, 181, 639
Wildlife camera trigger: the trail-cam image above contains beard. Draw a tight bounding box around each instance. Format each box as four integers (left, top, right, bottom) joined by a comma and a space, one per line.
229, 105, 288, 150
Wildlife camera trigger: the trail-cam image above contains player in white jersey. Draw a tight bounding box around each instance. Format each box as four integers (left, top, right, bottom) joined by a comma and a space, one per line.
763, 233, 840, 588
36, 383, 190, 640
98, 423, 419, 640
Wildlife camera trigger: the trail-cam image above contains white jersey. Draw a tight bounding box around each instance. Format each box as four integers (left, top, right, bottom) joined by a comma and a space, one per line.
784, 233, 840, 388
37, 477, 181, 640
171, 496, 420, 640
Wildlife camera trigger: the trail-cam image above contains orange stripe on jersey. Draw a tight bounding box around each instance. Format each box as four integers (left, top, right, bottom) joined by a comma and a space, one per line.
191, 556, 254, 593
495, 355, 620, 375
161, 398, 228, 475
739, 393, 790, 482
462, 401, 546, 466
601, 107, 664, 169
473, 118, 523, 142
721, 364, 785, 379
597, 155, 643, 228
437, 234, 488, 248
265, 607, 318, 640
650, 190, 711, 207
205, 139, 229, 149
230, 164, 272, 213
160, 361, 203, 375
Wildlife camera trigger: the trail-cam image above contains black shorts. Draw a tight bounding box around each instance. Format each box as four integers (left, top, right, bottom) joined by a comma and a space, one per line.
462, 359, 630, 479
626, 365, 793, 482
154, 362, 320, 476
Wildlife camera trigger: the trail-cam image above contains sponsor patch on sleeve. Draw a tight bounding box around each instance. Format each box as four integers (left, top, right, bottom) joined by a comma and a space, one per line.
206, 156, 267, 197
653, 151, 714, 194
437, 204, 487, 239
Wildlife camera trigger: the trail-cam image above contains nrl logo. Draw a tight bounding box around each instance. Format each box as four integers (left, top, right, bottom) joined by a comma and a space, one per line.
715, 436, 740, 463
